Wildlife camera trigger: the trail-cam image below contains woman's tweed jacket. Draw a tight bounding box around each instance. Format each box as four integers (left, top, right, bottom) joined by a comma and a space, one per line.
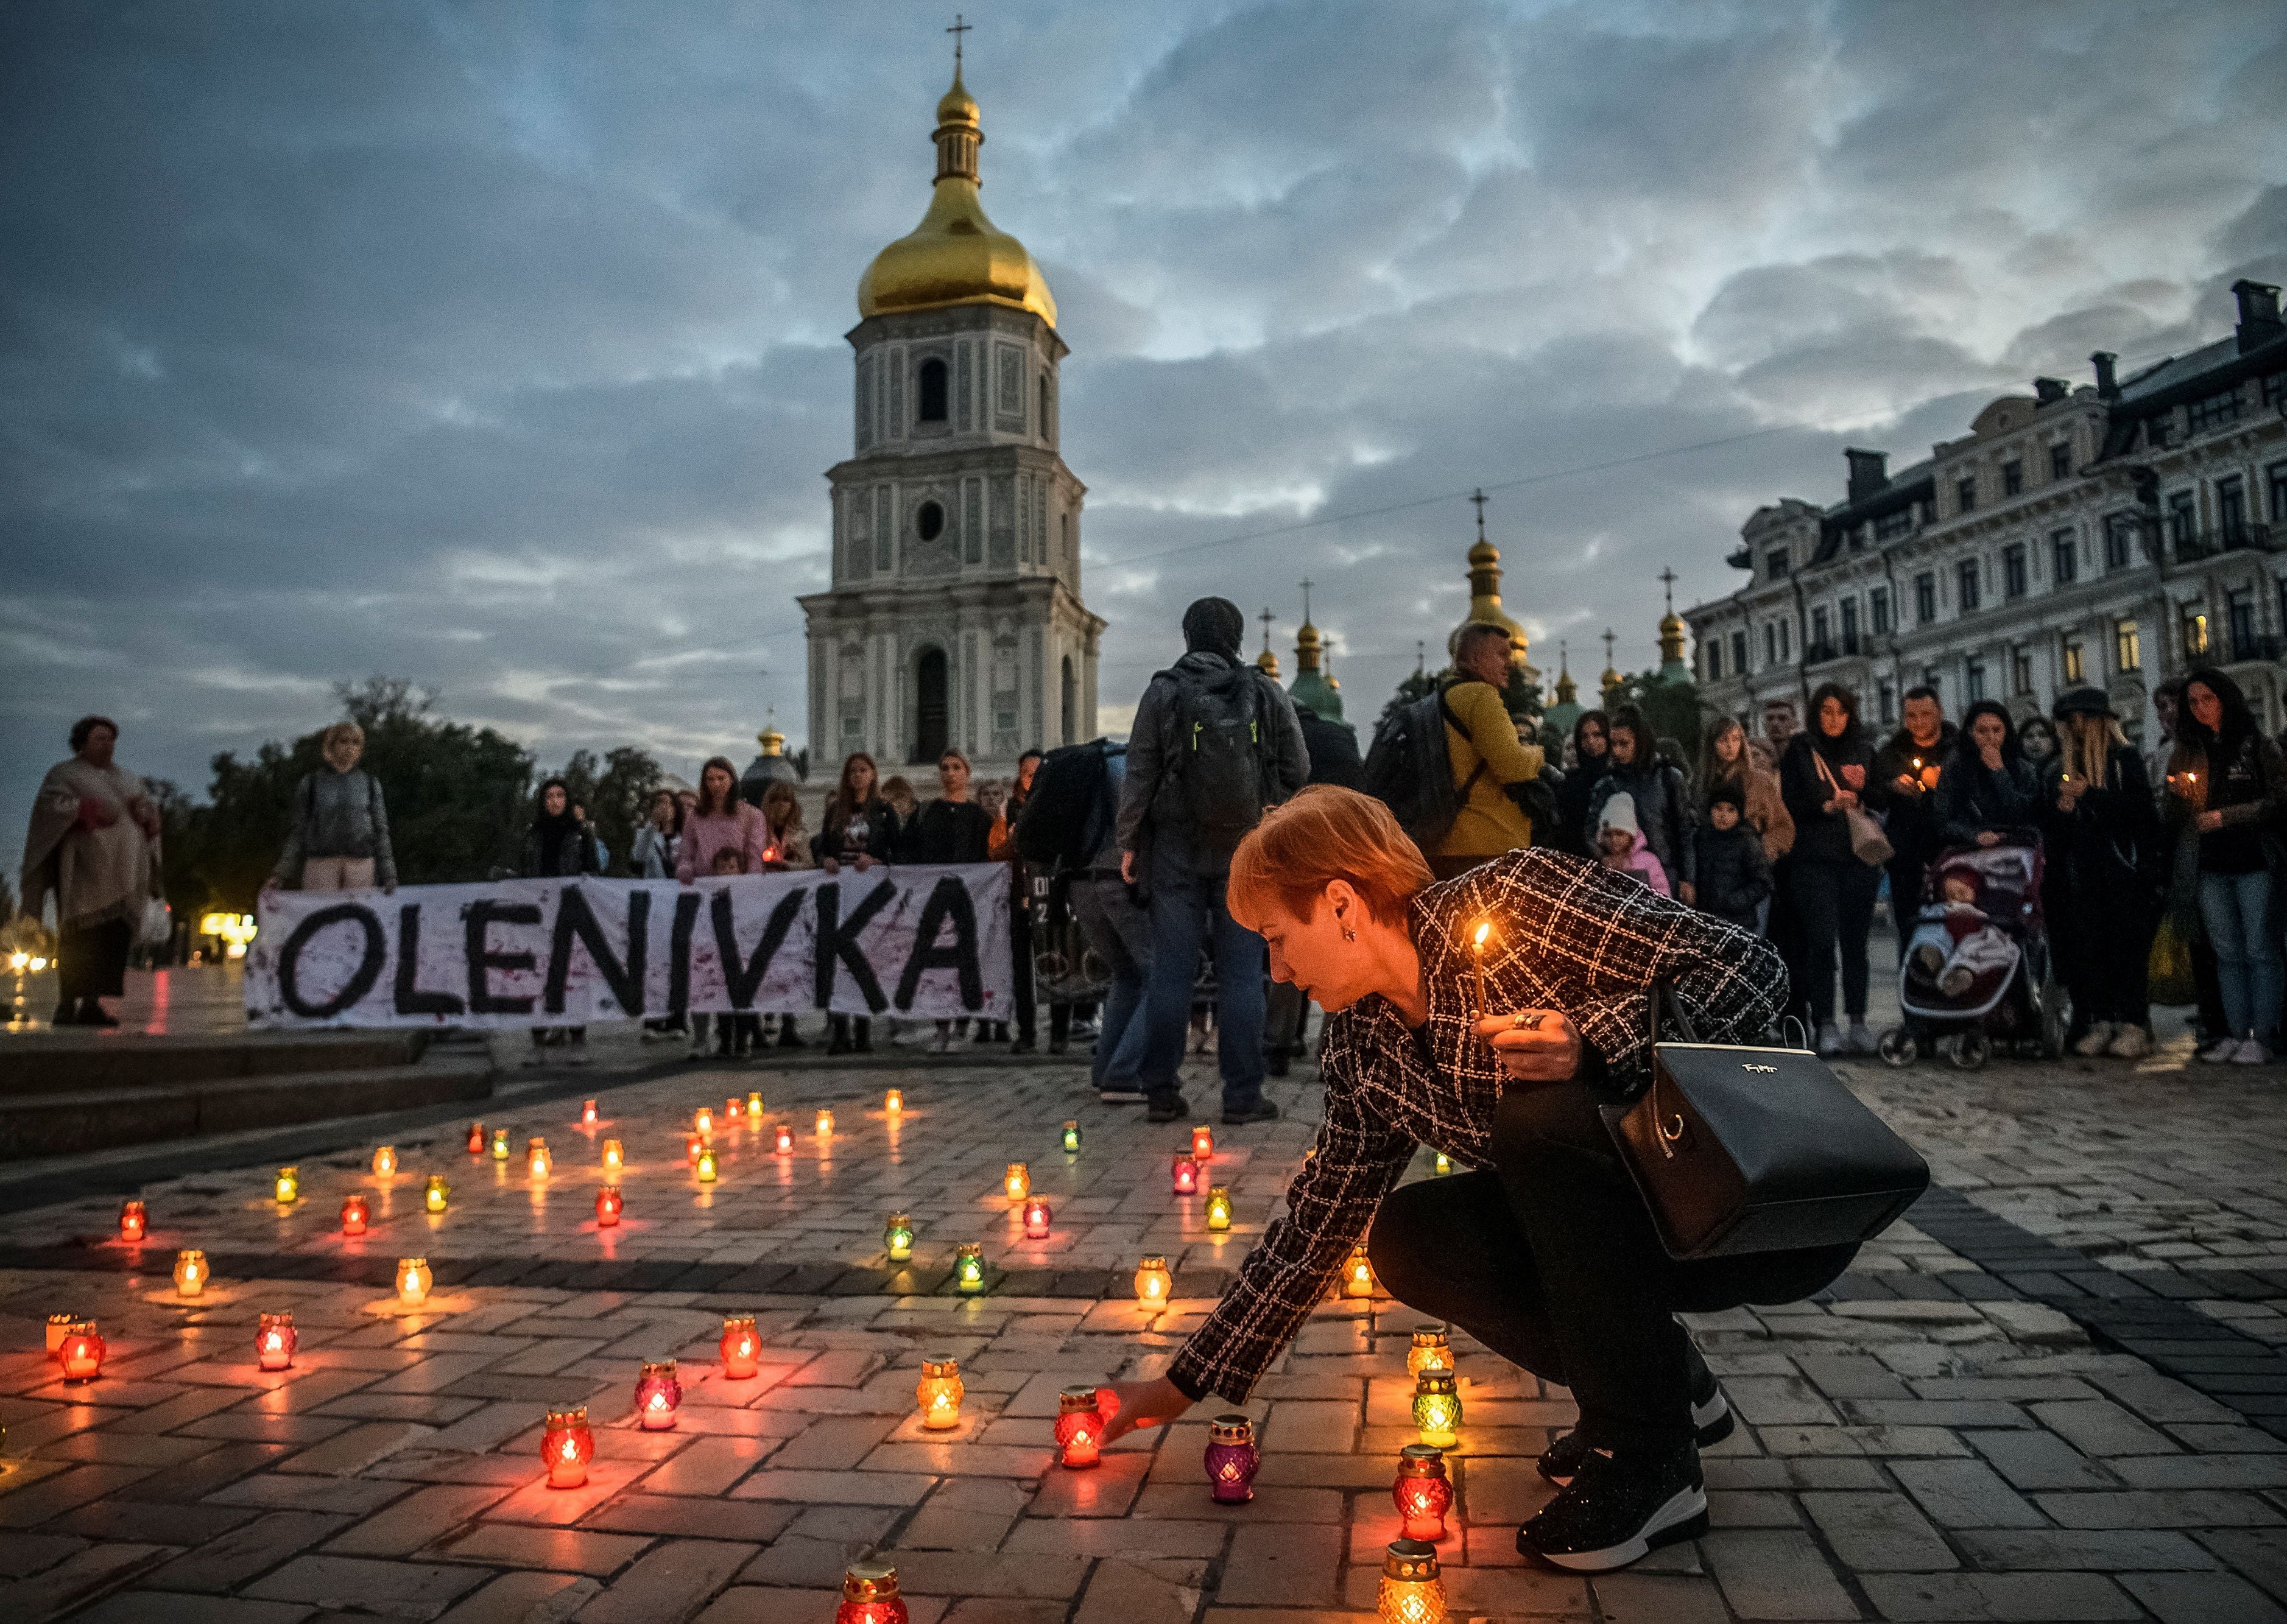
1166, 848, 1787, 1404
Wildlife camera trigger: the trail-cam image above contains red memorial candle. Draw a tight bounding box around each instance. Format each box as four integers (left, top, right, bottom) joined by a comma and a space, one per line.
1393, 1444, 1453, 1542
635, 1359, 682, 1430
543, 1404, 593, 1488
256, 1311, 297, 1373
594, 1187, 623, 1227
118, 1200, 147, 1243
341, 1193, 370, 1236
1054, 1385, 1105, 1469
57, 1319, 104, 1382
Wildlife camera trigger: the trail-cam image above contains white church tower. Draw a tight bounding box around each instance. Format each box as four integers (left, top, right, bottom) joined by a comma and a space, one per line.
799, 46, 1103, 778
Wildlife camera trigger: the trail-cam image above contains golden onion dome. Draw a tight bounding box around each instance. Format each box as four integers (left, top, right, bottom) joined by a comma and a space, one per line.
857, 66, 1057, 326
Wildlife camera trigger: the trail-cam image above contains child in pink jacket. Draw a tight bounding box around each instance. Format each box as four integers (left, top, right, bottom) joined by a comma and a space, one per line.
1596, 792, 1672, 896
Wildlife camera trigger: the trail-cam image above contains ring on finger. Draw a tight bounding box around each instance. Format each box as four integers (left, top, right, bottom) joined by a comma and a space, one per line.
1510, 1011, 1544, 1032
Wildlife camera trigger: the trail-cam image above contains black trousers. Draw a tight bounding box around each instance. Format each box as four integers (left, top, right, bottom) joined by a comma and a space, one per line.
1367, 1080, 1856, 1455
1791, 859, 1880, 1024
59, 918, 132, 1003
1010, 897, 1037, 1042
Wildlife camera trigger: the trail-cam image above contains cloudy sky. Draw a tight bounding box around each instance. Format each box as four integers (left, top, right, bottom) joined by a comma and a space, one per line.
5, 0, 2284, 879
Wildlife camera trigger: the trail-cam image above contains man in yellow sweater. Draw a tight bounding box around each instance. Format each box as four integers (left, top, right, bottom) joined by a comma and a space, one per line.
1433, 624, 1546, 879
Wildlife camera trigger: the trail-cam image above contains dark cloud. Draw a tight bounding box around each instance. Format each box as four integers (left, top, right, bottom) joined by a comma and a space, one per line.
4, 0, 2285, 878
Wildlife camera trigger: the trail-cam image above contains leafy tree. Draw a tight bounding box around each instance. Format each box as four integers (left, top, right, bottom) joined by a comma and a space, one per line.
166, 678, 535, 912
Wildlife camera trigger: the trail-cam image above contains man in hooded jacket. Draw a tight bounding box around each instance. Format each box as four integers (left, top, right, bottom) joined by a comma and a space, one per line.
1867, 686, 1956, 960
1119, 597, 1310, 1126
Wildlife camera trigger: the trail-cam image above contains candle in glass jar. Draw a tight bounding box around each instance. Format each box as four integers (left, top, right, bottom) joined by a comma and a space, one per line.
174, 1248, 207, 1296
1393, 1444, 1453, 1541
396, 1257, 432, 1306
685, 1133, 705, 1165
273, 1166, 299, 1204
467, 1121, 485, 1155
775, 1121, 795, 1154
1172, 1154, 1199, 1195
526, 1137, 551, 1179
883, 1211, 914, 1262
1411, 1371, 1461, 1449
371, 1145, 397, 1176
635, 1359, 682, 1429
424, 1174, 449, 1213
815, 1108, 834, 1139
1204, 1186, 1233, 1231
1062, 1120, 1081, 1154
1004, 1161, 1031, 1203
696, 1145, 718, 1183
1376, 1539, 1445, 1623
118, 1200, 146, 1242
1133, 1254, 1173, 1307
694, 1106, 713, 1138
256, 1310, 297, 1372
1406, 1324, 1456, 1379
1022, 1197, 1052, 1239
543, 1404, 593, 1488
341, 1193, 370, 1236
1191, 1124, 1214, 1162
1205, 1413, 1260, 1503
719, 1313, 759, 1379
836, 1562, 910, 1624
594, 1186, 623, 1227
1344, 1245, 1377, 1298
884, 1088, 902, 1115
57, 1319, 104, 1382
952, 1242, 985, 1294
602, 1138, 624, 1175
915, 1354, 964, 1429
727, 1095, 743, 1123
747, 1090, 764, 1120
491, 1128, 510, 1161
1054, 1385, 1105, 1468
581, 1099, 599, 1127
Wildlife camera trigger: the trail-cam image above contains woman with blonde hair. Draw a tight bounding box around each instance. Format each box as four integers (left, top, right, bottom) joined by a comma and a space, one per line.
2047, 689, 2161, 1057
1091, 786, 1856, 1573
268, 720, 396, 895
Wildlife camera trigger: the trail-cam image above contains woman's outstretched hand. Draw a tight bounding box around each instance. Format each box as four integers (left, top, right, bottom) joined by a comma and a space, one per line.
1095, 1375, 1194, 1446
1475, 1010, 1583, 1084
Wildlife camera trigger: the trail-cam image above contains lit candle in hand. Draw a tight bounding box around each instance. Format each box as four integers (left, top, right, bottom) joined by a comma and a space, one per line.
1470, 921, 1492, 1016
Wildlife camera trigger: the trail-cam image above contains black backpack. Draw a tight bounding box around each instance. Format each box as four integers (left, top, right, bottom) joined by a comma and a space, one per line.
1016, 740, 1120, 871
1159, 663, 1272, 857
1362, 688, 1481, 856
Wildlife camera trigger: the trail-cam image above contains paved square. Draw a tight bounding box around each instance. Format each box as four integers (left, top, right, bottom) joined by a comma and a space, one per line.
0, 1022, 2283, 1621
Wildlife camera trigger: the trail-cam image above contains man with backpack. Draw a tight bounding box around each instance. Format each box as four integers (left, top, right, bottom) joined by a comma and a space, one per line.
1118, 597, 1311, 1125
1361, 624, 1546, 879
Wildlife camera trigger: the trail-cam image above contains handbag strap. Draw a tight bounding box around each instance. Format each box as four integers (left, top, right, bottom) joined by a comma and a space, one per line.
1643, 980, 1699, 1161
1647, 979, 1702, 1047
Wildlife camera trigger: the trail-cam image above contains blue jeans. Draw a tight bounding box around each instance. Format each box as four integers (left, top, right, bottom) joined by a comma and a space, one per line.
1140, 865, 1267, 1109
2197, 870, 2282, 1044
1094, 963, 1149, 1092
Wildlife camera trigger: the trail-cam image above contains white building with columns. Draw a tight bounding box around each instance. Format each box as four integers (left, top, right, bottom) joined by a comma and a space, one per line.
798, 59, 1104, 779
1686, 283, 2287, 746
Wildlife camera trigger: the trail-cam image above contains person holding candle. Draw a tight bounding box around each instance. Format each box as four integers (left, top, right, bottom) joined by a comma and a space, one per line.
1778, 683, 1881, 1056
1868, 687, 1956, 964
1094, 786, 1856, 1574
2163, 668, 2286, 1064
520, 776, 596, 1066
2045, 688, 2161, 1058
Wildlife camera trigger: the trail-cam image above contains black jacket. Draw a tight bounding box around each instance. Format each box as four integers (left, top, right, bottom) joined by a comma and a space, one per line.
1587, 758, 1697, 886
1934, 754, 2042, 848
1695, 821, 1772, 927
1296, 706, 1366, 790
2043, 746, 2160, 897
901, 798, 994, 865
820, 796, 898, 866
1779, 731, 1878, 866
1117, 648, 1310, 879
1554, 753, 1610, 857
1867, 723, 1958, 873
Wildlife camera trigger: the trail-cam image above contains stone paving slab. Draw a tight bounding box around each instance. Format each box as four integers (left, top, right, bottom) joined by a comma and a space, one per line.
0, 1042, 2283, 1618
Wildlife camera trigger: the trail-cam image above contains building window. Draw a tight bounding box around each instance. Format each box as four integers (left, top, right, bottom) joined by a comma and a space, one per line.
2003, 543, 2028, 599
1876, 507, 1912, 541
2011, 647, 2033, 694
2003, 460, 2024, 497
2266, 373, 2287, 410
1869, 586, 1892, 634
1811, 606, 1830, 650
2061, 638, 2084, 683
1915, 572, 1938, 625
1778, 619, 1791, 661
2270, 461, 2287, 525
2187, 387, 2243, 434
1878, 680, 1897, 726
2049, 442, 2072, 481
2051, 529, 2077, 586
1919, 496, 1936, 526
1964, 660, 1986, 703
2146, 414, 2171, 449
916, 357, 949, 423
1956, 558, 1981, 614
915, 499, 945, 542
1923, 667, 1942, 695
1705, 640, 1722, 681
2115, 617, 2141, 673
2168, 491, 2197, 550
2104, 513, 2137, 569
1765, 547, 1789, 579
2182, 611, 2208, 659
1731, 630, 1748, 676
1957, 475, 1978, 513
2218, 475, 2247, 544
1764, 624, 1777, 666
2229, 588, 2257, 659
1841, 597, 1860, 655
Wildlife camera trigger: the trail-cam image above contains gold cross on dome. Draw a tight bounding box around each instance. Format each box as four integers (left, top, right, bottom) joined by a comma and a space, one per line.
1470, 488, 1489, 540
1658, 566, 1678, 611
947, 13, 970, 66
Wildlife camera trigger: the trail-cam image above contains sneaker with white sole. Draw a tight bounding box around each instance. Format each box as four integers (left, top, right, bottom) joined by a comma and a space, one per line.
1520, 1444, 1707, 1572
2200, 1038, 2242, 1064
2232, 1038, 2271, 1065
2073, 1021, 2116, 1058
2106, 1025, 2151, 1060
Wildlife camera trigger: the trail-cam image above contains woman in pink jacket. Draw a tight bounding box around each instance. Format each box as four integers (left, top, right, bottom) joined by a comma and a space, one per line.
675, 756, 771, 882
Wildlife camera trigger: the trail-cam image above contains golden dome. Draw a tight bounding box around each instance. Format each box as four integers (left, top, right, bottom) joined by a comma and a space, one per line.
1255, 647, 1281, 679
857, 66, 1057, 326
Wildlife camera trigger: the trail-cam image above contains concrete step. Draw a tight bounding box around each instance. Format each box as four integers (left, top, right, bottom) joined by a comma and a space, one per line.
0, 1058, 493, 1161
0, 1032, 427, 1095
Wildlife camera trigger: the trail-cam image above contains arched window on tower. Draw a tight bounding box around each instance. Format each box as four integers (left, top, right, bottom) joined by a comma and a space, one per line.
1060, 655, 1076, 745
1038, 374, 1051, 445
917, 358, 949, 424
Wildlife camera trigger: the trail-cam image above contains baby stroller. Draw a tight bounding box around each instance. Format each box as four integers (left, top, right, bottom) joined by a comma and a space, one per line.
1878, 835, 2067, 1070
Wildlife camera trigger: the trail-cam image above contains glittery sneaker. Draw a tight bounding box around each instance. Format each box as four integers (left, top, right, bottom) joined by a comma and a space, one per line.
1520, 1444, 1707, 1572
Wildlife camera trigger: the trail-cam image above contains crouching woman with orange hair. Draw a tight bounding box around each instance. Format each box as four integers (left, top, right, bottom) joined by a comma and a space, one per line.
1094, 786, 1859, 1572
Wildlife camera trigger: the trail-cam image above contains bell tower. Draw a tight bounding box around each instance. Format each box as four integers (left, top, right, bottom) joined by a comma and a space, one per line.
798, 37, 1104, 775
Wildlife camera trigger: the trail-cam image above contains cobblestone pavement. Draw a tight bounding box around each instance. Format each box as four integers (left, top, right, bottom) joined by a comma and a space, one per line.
0, 1031, 2283, 1622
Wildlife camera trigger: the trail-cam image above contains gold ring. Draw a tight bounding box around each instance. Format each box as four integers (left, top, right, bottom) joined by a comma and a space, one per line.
1512, 1012, 1544, 1032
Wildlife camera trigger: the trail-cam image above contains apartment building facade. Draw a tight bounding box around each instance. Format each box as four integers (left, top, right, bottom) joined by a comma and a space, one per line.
1686, 281, 2287, 747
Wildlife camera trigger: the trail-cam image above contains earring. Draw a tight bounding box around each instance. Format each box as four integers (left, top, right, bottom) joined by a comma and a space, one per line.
1341, 925, 1357, 943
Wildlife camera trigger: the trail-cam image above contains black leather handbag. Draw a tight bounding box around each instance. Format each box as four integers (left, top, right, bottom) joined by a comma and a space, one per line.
1602, 984, 1931, 1259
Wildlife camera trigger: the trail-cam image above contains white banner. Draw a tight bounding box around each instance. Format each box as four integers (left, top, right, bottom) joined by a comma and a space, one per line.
245, 866, 1012, 1028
